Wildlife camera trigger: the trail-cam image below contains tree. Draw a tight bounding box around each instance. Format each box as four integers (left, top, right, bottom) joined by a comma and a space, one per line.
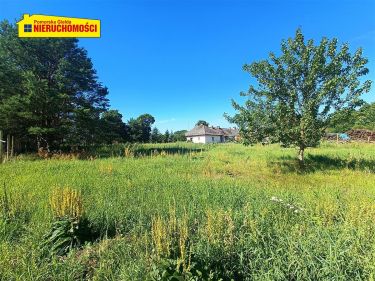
195, 120, 209, 126
0, 20, 109, 150
173, 130, 188, 141
355, 102, 375, 130
137, 114, 155, 142
164, 130, 170, 143
169, 130, 176, 142
100, 110, 127, 143
127, 114, 155, 142
327, 108, 357, 133
327, 102, 375, 132
227, 29, 371, 163
150, 127, 162, 143
127, 118, 142, 142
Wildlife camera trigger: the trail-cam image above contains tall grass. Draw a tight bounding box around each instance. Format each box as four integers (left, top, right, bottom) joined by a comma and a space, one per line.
0, 142, 374, 280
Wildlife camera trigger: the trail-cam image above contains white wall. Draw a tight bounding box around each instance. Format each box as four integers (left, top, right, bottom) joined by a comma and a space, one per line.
187, 136, 204, 144
187, 135, 222, 144
205, 135, 222, 143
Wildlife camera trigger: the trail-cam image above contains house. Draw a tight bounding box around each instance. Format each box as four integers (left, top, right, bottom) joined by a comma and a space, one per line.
185, 125, 239, 144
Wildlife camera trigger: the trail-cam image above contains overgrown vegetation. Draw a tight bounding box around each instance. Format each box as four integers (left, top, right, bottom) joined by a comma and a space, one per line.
0, 142, 374, 280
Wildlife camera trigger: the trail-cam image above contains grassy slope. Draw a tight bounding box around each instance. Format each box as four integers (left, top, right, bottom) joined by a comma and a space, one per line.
0, 142, 374, 280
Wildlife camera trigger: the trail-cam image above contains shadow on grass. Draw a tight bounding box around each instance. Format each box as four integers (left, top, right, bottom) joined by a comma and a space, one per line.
94, 145, 205, 158
24, 144, 206, 160
268, 154, 375, 174
129, 146, 205, 157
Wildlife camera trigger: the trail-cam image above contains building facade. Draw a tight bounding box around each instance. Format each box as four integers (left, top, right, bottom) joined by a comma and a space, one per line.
185, 125, 239, 144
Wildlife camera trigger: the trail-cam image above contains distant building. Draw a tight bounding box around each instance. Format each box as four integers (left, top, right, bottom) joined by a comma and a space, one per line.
185, 125, 239, 144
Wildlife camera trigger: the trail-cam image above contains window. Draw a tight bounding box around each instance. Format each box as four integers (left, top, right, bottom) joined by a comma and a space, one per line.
212, 137, 214, 141
24, 24, 32, 32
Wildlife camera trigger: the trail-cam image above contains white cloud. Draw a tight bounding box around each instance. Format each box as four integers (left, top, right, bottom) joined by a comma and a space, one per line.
155, 118, 176, 124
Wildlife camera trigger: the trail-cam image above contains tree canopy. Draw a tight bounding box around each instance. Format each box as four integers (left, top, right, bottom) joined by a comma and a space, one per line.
227, 29, 371, 162
0, 20, 109, 150
127, 114, 155, 143
195, 120, 209, 126
328, 102, 375, 132
100, 110, 127, 144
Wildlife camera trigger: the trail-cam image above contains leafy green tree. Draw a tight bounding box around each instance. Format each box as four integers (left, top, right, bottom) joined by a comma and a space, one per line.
100, 110, 127, 143
227, 29, 371, 163
0, 20, 109, 150
164, 130, 170, 143
328, 102, 375, 132
172, 130, 188, 141
355, 102, 375, 130
169, 130, 176, 142
137, 114, 155, 142
327, 108, 356, 133
127, 114, 155, 142
127, 118, 142, 142
195, 120, 209, 126
150, 127, 162, 143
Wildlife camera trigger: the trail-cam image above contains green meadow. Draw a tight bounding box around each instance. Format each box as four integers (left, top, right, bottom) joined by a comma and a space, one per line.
1, 142, 375, 280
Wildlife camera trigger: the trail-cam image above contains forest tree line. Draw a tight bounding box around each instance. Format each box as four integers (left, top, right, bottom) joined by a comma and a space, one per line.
0, 20, 186, 152
1, 22, 373, 154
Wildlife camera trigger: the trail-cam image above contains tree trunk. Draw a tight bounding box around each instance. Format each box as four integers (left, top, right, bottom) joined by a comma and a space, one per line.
6, 135, 10, 160
11, 135, 14, 157
298, 147, 305, 165
0, 130, 3, 163
37, 136, 41, 151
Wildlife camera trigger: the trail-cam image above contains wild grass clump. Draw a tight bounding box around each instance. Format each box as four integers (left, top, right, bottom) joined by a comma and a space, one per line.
42, 187, 96, 257
149, 207, 192, 277
0, 184, 31, 242
49, 187, 84, 219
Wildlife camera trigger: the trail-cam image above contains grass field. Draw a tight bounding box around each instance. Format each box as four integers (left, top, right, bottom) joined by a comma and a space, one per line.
0, 142, 375, 280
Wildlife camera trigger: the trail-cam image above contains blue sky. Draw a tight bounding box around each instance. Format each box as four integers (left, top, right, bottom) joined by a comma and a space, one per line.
1, 0, 374, 132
